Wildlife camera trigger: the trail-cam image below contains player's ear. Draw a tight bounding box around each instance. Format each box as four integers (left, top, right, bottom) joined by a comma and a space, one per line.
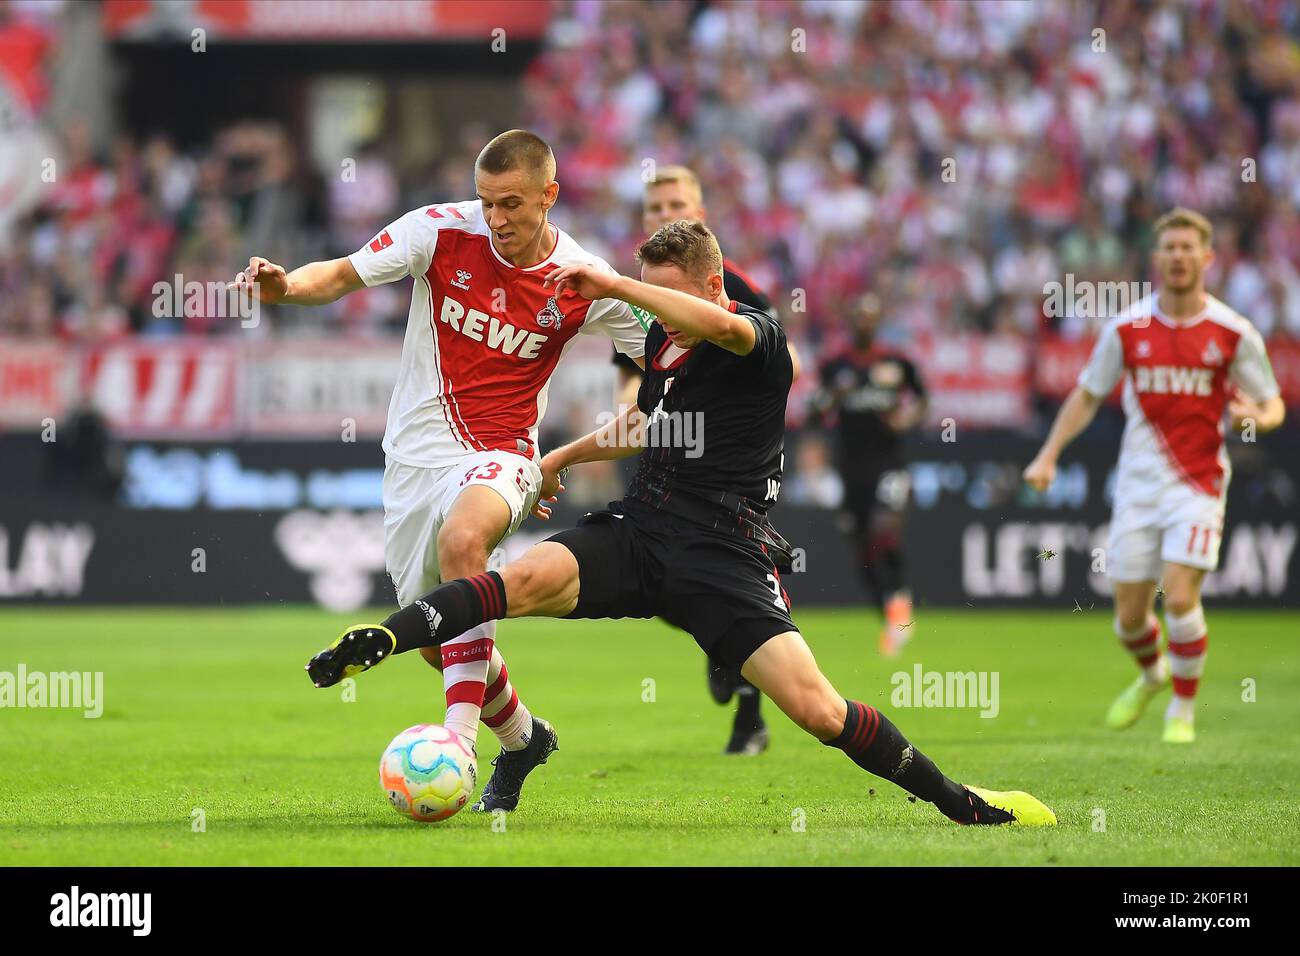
542, 179, 559, 211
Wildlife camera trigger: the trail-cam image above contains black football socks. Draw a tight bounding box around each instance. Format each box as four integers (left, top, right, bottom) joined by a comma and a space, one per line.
734, 680, 763, 732
825, 699, 973, 822
383, 572, 508, 653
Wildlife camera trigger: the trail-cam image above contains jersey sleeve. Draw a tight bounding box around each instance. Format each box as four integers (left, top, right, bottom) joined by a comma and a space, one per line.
1228, 322, 1281, 402
347, 207, 438, 287
741, 308, 787, 370
1077, 321, 1125, 397
581, 258, 647, 360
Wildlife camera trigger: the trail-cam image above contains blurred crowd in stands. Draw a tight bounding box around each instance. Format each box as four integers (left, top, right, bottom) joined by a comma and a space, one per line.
4, 0, 1300, 353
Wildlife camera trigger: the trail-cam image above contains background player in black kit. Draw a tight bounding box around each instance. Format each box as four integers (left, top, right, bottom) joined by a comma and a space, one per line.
813, 291, 928, 657
307, 221, 1057, 829
612, 165, 793, 756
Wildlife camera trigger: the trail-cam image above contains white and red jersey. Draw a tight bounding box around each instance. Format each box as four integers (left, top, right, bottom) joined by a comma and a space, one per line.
348, 200, 647, 468
1078, 293, 1280, 506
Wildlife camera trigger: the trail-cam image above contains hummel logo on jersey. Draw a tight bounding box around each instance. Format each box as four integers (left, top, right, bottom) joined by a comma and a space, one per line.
1135, 339, 1151, 358
536, 296, 564, 329
1201, 338, 1224, 366
368, 230, 393, 253
452, 269, 472, 291
438, 293, 549, 360
1132, 365, 1214, 396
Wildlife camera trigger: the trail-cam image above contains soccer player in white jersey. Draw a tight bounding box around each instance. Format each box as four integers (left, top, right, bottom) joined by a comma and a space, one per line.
230, 130, 647, 806
1024, 208, 1285, 743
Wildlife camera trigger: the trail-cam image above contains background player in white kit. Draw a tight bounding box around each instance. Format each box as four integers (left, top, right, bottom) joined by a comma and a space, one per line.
230, 131, 646, 808
1024, 208, 1284, 743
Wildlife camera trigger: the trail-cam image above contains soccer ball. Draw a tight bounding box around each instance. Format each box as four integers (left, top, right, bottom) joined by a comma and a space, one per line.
379, 724, 477, 822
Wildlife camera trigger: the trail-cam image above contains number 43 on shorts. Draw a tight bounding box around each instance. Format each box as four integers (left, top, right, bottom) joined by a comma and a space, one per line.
460, 460, 530, 495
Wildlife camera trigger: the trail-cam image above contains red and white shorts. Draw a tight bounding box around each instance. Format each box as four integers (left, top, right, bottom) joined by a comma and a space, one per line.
1107, 484, 1226, 582
383, 450, 542, 607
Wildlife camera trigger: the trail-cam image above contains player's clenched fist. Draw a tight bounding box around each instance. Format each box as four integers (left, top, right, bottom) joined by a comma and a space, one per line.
229, 256, 290, 303
1022, 453, 1056, 492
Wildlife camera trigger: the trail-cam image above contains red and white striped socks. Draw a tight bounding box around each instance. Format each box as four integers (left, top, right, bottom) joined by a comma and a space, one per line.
1115, 615, 1168, 685
482, 646, 533, 751
441, 622, 495, 747
1165, 604, 1208, 722
440, 623, 533, 751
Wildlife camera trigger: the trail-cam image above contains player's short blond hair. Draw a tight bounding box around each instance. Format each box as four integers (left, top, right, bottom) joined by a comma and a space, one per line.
644, 164, 703, 205
475, 129, 556, 185
636, 219, 723, 283
1153, 207, 1213, 248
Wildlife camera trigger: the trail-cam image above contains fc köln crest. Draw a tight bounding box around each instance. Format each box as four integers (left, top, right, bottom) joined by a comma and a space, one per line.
536, 296, 564, 329
1201, 338, 1224, 366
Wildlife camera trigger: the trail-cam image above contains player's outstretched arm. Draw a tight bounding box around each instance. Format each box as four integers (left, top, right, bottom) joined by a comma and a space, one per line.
545, 265, 757, 356
530, 403, 647, 520
1023, 385, 1104, 491
229, 256, 364, 306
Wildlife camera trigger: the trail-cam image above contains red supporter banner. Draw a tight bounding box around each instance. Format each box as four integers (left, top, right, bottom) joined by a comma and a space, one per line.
913, 332, 1032, 428
2, 335, 1294, 439
1267, 337, 1300, 403
102, 0, 551, 41
0, 342, 68, 429
79, 340, 240, 437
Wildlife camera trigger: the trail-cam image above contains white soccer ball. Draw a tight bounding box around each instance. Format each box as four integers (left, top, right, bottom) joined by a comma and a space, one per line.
379, 723, 477, 822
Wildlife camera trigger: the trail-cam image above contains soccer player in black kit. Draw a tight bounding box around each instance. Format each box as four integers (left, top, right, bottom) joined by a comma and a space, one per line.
613, 165, 793, 756
813, 291, 928, 657
306, 221, 1056, 829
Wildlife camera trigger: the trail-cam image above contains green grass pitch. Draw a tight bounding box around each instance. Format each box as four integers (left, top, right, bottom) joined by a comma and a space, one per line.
0, 607, 1296, 866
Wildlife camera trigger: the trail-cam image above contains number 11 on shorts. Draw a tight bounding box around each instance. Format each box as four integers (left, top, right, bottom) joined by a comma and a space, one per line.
1185, 524, 1214, 558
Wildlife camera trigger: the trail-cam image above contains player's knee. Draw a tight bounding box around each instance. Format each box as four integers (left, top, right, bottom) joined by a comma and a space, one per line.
1116, 606, 1148, 633
1164, 589, 1199, 618
803, 701, 844, 740
1113, 591, 1151, 632
501, 559, 552, 616
437, 523, 490, 577
785, 687, 842, 738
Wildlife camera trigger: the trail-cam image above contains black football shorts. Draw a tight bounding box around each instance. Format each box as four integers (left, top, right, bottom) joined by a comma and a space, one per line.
546, 499, 796, 669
